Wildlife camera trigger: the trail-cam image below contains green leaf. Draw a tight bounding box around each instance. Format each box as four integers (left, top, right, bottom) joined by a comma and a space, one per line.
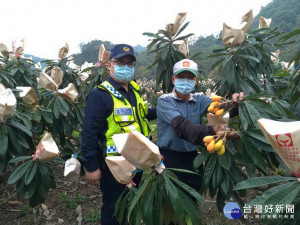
24, 161, 38, 185
27, 175, 37, 198
127, 174, 153, 221
168, 174, 205, 207
244, 101, 261, 128
0, 125, 8, 158
249, 181, 296, 206
141, 181, 155, 225
218, 151, 231, 170
193, 151, 209, 170
220, 172, 230, 195
204, 154, 217, 186
174, 21, 190, 38
239, 54, 260, 63
8, 156, 32, 163
244, 93, 273, 100
163, 172, 185, 223
264, 183, 300, 206
53, 97, 61, 119
211, 58, 225, 71
177, 188, 202, 225
233, 176, 297, 190
7, 125, 22, 155
279, 29, 300, 41
7, 160, 32, 184
238, 105, 249, 130
8, 120, 33, 137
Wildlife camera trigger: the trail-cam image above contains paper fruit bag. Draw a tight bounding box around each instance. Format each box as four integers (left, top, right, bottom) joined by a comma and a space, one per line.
105, 156, 136, 185
64, 156, 81, 182
207, 112, 229, 126
112, 131, 165, 173
258, 118, 300, 177
33, 132, 60, 161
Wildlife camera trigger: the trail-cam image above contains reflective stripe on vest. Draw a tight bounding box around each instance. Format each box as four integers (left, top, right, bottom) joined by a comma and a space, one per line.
98, 81, 150, 156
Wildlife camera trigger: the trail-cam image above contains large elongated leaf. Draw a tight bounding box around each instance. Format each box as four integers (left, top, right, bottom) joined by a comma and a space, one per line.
127, 174, 153, 221
8, 156, 32, 163
264, 183, 300, 206
8, 120, 32, 137
204, 154, 217, 186
168, 174, 205, 206
7, 160, 32, 184
53, 97, 61, 119
24, 161, 38, 185
244, 101, 261, 128
218, 151, 231, 170
193, 151, 209, 170
0, 125, 8, 158
163, 172, 185, 223
177, 188, 202, 225
233, 176, 297, 190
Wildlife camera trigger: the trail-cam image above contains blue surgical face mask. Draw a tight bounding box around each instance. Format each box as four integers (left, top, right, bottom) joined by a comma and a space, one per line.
174, 78, 195, 95
113, 65, 135, 82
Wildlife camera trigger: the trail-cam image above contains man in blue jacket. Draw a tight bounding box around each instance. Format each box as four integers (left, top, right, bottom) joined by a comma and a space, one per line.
157, 58, 243, 191
81, 44, 156, 225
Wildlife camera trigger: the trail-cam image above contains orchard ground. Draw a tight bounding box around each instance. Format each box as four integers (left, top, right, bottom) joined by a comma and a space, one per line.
0, 161, 265, 225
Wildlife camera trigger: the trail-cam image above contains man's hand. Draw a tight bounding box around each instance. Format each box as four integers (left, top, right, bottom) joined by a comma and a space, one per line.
213, 125, 226, 135
213, 125, 240, 140
232, 92, 244, 102
86, 169, 101, 187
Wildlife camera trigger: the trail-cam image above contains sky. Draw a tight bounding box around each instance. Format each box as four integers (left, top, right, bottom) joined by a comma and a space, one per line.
1, 0, 273, 59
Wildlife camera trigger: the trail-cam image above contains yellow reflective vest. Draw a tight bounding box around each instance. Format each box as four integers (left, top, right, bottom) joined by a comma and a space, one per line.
98, 80, 150, 156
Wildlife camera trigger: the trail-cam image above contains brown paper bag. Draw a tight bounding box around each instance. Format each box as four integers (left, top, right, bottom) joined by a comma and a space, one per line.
178, 38, 189, 57
172, 12, 187, 36
0, 43, 9, 57
57, 83, 79, 103
17, 86, 38, 105
222, 22, 247, 47
33, 132, 59, 161
271, 50, 280, 63
241, 9, 253, 34
112, 131, 164, 172
258, 118, 300, 177
58, 42, 69, 59
12, 39, 24, 57
281, 61, 295, 72
67, 56, 80, 72
64, 156, 81, 182
165, 23, 174, 33
207, 112, 229, 126
0, 88, 17, 122
259, 16, 272, 29
38, 70, 58, 92
105, 156, 136, 184
50, 67, 63, 87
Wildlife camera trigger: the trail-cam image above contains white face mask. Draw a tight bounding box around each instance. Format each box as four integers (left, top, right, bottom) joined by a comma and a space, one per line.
113, 65, 135, 82
174, 78, 195, 94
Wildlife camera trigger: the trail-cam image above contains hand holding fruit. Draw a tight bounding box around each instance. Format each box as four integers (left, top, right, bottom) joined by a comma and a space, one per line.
207, 92, 244, 117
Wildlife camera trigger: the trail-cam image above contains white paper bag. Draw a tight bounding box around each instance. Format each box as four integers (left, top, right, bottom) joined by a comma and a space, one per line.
33, 132, 60, 161
105, 156, 136, 184
258, 118, 300, 177
112, 131, 165, 173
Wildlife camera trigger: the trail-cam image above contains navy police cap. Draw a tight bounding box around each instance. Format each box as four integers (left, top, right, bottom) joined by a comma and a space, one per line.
110, 44, 136, 61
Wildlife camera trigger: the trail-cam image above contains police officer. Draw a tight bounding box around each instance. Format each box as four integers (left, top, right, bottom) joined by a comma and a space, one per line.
81, 44, 156, 225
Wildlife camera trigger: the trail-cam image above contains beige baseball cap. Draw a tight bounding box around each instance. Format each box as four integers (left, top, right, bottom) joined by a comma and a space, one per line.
173, 59, 198, 76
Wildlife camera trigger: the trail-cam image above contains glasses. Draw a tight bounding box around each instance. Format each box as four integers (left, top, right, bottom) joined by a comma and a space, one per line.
111, 60, 136, 68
